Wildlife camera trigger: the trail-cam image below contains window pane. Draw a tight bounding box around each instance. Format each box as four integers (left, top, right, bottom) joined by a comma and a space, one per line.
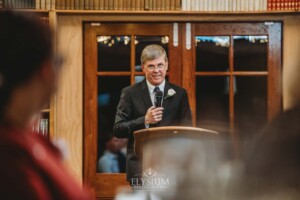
97, 36, 131, 72
196, 76, 230, 134
97, 76, 130, 173
234, 76, 267, 139
135, 76, 145, 83
135, 36, 169, 72
234, 36, 268, 71
195, 36, 230, 72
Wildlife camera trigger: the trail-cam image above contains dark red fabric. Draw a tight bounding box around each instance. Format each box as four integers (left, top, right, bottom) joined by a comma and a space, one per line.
0, 128, 94, 200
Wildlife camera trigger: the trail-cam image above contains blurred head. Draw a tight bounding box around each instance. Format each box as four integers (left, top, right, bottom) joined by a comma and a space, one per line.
244, 122, 300, 196
234, 107, 300, 200
141, 45, 168, 86
0, 11, 59, 128
142, 137, 234, 200
105, 134, 122, 153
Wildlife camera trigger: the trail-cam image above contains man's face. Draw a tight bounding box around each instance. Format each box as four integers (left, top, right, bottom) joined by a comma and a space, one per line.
106, 137, 121, 153
142, 55, 168, 86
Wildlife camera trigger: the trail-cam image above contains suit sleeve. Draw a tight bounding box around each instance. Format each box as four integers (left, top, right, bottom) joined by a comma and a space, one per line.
179, 89, 193, 126
113, 88, 146, 138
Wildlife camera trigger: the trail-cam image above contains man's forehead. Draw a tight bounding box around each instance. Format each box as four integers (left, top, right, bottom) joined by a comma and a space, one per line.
144, 56, 166, 65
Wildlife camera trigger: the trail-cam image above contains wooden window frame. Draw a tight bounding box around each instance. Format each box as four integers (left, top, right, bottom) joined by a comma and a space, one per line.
83, 23, 180, 198
84, 22, 282, 198
182, 22, 282, 152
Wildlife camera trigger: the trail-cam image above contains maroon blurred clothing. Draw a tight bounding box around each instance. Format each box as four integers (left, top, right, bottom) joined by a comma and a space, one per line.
0, 127, 94, 200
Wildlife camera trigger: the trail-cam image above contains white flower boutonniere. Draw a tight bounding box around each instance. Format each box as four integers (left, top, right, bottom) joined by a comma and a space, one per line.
164, 88, 176, 99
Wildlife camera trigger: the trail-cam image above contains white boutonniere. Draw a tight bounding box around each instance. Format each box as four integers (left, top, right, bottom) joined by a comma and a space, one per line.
164, 88, 176, 99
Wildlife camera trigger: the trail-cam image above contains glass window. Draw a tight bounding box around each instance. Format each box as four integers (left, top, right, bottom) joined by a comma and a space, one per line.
195, 36, 230, 72
97, 76, 130, 173
234, 36, 268, 71
196, 76, 230, 134
135, 36, 169, 72
234, 76, 267, 139
97, 36, 131, 72
135, 76, 145, 83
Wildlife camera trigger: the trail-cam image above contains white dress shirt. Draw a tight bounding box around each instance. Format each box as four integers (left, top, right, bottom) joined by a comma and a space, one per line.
146, 79, 166, 106
98, 150, 120, 173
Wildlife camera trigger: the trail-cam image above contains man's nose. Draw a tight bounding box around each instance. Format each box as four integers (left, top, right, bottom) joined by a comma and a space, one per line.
153, 67, 159, 73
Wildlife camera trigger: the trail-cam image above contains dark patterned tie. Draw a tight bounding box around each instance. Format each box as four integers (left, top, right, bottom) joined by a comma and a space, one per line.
154, 86, 160, 93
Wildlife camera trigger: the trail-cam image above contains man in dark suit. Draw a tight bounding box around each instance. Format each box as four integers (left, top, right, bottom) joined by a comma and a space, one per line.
113, 44, 192, 183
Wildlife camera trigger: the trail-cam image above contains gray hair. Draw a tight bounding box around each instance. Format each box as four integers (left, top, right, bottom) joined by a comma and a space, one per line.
140, 44, 168, 65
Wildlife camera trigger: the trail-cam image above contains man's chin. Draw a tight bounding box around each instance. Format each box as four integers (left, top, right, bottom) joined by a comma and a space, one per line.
148, 79, 164, 86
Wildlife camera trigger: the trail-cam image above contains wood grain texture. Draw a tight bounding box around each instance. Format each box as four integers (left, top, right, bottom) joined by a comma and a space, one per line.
130, 33, 135, 84
48, 11, 58, 139
182, 23, 196, 126
134, 126, 218, 159
54, 9, 300, 16
229, 35, 239, 157
283, 15, 300, 110
194, 71, 269, 76
95, 174, 130, 197
229, 36, 234, 131
83, 23, 98, 193
168, 23, 183, 86
55, 15, 85, 183
267, 22, 282, 121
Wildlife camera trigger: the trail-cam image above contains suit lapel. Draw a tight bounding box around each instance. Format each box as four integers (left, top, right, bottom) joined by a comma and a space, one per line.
141, 80, 153, 109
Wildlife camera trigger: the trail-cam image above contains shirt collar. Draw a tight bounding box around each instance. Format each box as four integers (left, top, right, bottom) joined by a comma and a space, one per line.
146, 79, 166, 94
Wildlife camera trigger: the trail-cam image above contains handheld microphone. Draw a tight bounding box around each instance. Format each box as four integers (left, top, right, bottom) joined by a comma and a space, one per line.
155, 90, 163, 107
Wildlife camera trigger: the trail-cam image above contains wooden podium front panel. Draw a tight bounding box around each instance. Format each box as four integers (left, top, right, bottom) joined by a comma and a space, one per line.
134, 126, 218, 159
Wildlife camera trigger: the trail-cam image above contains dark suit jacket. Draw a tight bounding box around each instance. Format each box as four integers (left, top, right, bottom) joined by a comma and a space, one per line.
113, 80, 192, 181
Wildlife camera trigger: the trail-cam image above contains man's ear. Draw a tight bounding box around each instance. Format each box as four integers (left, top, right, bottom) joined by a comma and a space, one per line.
141, 64, 145, 72
165, 62, 169, 71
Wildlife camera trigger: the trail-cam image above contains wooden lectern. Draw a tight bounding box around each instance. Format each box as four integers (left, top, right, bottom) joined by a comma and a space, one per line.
133, 126, 218, 159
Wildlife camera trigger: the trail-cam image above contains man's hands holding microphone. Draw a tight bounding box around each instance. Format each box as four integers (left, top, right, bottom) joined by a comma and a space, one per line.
145, 106, 164, 125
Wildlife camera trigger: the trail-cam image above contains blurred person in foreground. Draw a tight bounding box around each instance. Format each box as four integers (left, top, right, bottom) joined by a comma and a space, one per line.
115, 136, 235, 200
0, 11, 93, 199
116, 103, 300, 200
242, 103, 300, 199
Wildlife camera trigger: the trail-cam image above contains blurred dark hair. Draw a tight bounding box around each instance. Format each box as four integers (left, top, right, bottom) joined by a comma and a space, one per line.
244, 106, 300, 190
0, 10, 53, 121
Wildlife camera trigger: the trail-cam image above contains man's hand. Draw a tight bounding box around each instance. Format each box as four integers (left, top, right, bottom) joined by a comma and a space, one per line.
145, 106, 164, 125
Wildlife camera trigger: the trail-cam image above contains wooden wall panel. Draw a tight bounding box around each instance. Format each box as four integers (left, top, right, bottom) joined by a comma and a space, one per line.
53, 14, 300, 185
55, 16, 84, 183
48, 11, 58, 139
283, 15, 300, 110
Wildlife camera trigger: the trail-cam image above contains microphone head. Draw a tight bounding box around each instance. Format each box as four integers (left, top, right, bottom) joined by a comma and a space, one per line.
155, 90, 163, 107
